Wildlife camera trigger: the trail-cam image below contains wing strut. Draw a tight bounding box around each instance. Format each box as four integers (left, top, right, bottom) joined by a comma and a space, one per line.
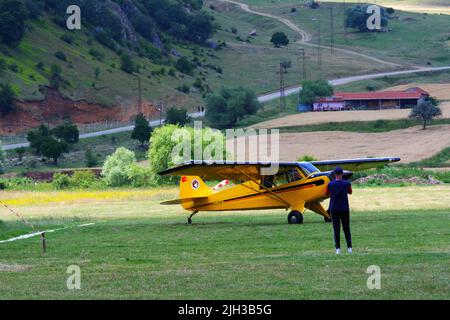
234, 167, 290, 208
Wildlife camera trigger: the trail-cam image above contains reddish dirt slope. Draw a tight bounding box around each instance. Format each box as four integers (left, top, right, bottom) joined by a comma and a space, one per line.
0, 88, 158, 135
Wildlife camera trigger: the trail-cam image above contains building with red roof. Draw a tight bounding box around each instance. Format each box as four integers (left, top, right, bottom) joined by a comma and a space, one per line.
312, 87, 429, 112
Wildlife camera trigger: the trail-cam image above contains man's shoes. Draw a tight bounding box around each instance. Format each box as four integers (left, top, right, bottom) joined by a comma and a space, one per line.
336, 248, 341, 255
348, 247, 353, 253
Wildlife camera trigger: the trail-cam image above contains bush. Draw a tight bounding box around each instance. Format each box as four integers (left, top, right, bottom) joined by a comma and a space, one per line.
101, 147, 136, 186
60, 34, 74, 44
89, 49, 104, 61
85, 149, 98, 168
176, 84, 190, 93
297, 155, 317, 162
54, 51, 67, 61
0, 177, 34, 190
175, 57, 195, 76
127, 164, 153, 187
70, 171, 97, 189
120, 54, 135, 74
52, 173, 71, 190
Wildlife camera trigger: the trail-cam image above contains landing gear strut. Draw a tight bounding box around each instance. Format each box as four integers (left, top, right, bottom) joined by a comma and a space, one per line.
188, 211, 198, 224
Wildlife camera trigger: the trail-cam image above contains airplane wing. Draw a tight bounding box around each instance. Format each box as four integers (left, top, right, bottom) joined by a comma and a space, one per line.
158, 160, 300, 182
311, 157, 400, 172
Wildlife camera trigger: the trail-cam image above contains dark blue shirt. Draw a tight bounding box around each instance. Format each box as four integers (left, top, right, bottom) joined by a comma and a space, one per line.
326, 179, 352, 212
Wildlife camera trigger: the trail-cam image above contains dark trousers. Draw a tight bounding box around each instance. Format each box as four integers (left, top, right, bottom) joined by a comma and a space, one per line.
331, 210, 352, 249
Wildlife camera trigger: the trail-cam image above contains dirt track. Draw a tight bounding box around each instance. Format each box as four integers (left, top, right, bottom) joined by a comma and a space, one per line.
385, 83, 450, 100
273, 125, 450, 163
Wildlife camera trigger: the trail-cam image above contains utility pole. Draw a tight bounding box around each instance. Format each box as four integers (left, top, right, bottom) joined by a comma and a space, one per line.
135, 76, 142, 115
343, 0, 347, 42
159, 103, 164, 125
317, 19, 322, 76
279, 63, 286, 112
298, 48, 306, 82
329, 7, 334, 55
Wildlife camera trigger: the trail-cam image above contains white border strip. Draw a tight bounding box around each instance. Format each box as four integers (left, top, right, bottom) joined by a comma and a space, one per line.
0, 223, 95, 244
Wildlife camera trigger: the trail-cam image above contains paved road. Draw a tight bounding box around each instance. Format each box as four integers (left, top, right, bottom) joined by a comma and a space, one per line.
3, 65, 449, 151
1, 112, 204, 151
258, 66, 450, 103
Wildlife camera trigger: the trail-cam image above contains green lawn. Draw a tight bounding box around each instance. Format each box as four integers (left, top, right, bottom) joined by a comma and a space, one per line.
0, 187, 449, 299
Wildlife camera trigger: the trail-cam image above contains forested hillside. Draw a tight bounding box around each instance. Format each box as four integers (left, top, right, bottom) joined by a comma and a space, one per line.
0, 0, 221, 133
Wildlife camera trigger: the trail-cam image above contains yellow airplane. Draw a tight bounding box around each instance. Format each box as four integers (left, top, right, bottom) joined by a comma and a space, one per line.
159, 157, 400, 224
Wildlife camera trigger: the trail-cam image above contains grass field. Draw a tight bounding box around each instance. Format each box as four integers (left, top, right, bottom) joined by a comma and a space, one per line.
0, 186, 449, 299
236, 0, 450, 66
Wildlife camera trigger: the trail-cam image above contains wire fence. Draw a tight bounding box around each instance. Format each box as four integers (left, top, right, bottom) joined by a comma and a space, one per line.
0, 114, 165, 146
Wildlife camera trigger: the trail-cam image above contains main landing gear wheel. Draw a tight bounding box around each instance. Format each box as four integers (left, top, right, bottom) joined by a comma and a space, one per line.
287, 210, 303, 224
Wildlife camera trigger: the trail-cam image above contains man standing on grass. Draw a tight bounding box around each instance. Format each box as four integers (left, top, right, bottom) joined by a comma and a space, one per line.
326, 166, 353, 255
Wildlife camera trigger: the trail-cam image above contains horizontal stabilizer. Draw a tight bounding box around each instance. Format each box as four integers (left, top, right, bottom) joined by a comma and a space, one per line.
161, 196, 209, 205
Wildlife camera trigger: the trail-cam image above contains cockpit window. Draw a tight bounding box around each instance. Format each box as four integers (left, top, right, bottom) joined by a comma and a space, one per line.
260, 168, 303, 189
298, 162, 320, 176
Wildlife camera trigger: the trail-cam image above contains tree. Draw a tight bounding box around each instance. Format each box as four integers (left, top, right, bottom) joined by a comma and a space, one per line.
299, 79, 333, 105
175, 57, 195, 76
52, 122, 79, 144
271, 32, 289, 47
0, 0, 28, 47
409, 99, 442, 130
15, 147, 26, 162
0, 83, 16, 115
186, 13, 213, 44
95, 67, 101, 80
165, 108, 191, 126
101, 147, 136, 186
346, 4, 389, 32
205, 87, 260, 129
131, 113, 152, 147
41, 137, 68, 164
148, 125, 227, 185
120, 54, 135, 74
386, 7, 395, 15
49, 64, 63, 89
27, 125, 51, 155
84, 149, 98, 168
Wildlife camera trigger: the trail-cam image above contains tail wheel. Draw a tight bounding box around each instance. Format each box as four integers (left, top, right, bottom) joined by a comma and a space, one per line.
287, 210, 303, 224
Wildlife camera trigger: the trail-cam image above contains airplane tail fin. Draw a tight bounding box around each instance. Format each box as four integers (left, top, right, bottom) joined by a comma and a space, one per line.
161, 176, 212, 206
179, 176, 213, 199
